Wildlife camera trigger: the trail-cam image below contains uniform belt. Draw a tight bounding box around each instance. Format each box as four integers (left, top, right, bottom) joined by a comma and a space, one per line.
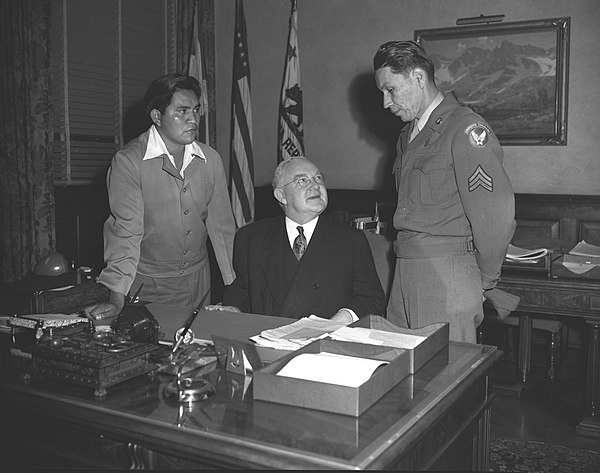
394, 240, 474, 259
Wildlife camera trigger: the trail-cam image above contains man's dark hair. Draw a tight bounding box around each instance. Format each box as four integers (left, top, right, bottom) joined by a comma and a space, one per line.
144, 73, 202, 114
373, 40, 435, 83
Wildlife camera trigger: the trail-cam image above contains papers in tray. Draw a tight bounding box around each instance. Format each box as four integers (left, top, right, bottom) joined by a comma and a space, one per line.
329, 326, 426, 349
276, 352, 388, 387
505, 244, 549, 262
250, 315, 348, 350
562, 240, 600, 274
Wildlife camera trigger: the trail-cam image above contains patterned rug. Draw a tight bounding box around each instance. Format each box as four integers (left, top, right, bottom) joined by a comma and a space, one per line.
490, 438, 600, 473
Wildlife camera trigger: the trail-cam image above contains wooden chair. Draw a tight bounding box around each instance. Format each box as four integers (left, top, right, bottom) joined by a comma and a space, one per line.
479, 311, 568, 382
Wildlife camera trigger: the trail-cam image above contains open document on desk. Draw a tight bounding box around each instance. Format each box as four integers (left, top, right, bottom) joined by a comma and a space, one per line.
251, 315, 429, 351
250, 315, 348, 350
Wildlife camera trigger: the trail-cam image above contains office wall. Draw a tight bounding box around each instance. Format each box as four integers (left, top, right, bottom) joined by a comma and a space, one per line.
214, 0, 600, 194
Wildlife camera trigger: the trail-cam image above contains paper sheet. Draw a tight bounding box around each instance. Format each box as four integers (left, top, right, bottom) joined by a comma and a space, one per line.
250, 315, 348, 350
276, 352, 388, 387
568, 240, 600, 258
505, 244, 549, 262
330, 326, 425, 349
562, 240, 600, 273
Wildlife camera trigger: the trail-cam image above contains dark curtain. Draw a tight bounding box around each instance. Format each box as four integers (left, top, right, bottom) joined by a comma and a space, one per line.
177, 0, 216, 147
0, 0, 55, 283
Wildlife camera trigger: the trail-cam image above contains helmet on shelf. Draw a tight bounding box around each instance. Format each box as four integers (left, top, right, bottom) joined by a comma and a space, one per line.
34, 252, 70, 276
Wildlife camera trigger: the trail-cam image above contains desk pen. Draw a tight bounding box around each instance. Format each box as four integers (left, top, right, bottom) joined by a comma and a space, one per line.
171, 288, 210, 355
129, 283, 144, 304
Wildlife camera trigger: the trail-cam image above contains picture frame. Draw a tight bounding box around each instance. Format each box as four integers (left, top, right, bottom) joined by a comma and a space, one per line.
415, 17, 570, 145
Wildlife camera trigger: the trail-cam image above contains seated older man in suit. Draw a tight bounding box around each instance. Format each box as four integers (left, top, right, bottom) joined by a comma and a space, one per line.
209, 157, 385, 323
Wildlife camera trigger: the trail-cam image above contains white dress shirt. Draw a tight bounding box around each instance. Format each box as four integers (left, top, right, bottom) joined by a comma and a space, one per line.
411, 91, 445, 140
143, 125, 206, 176
285, 216, 318, 249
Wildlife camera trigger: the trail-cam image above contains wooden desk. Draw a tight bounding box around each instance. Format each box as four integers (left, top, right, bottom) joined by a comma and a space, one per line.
494, 271, 600, 438
0, 327, 500, 470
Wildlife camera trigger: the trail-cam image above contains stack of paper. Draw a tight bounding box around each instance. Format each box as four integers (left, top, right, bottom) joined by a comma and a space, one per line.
250, 315, 348, 350
329, 326, 425, 349
562, 240, 600, 273
505, 244, 549, 262
276, 352, 388, 387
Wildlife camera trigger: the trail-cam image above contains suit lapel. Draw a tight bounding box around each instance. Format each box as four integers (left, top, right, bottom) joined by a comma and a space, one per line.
261, 218, 293, 309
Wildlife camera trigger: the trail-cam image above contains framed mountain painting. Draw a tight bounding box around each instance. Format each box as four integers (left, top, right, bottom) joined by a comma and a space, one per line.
415, 18, 570, 145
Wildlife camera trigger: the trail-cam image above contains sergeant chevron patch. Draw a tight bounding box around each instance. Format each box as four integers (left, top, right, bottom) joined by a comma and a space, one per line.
468, 165, 493, 192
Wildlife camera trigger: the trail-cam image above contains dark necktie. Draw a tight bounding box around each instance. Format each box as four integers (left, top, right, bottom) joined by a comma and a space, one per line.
293, 226, 307, 260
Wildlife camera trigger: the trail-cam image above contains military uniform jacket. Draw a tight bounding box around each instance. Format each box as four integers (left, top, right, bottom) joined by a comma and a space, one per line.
392, 93, 516, 290
222, 216, 386, 319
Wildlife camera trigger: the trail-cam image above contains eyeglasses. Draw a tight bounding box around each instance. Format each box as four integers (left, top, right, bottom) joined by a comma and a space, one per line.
280, 174, 325, 188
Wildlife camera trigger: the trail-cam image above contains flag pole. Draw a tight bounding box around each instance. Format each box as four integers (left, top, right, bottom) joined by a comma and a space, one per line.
188, 2, 210, 146
277, 0, 304, 163
229, 0, 254, 229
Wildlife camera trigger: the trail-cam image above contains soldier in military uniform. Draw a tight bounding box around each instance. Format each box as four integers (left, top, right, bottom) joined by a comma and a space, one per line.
373, 40, 516, 343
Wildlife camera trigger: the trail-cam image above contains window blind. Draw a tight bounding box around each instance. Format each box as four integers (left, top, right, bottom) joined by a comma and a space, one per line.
51, 0, 175, 185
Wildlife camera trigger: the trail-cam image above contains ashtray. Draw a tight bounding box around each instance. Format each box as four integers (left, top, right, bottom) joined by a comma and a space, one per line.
163, 376, 215, 403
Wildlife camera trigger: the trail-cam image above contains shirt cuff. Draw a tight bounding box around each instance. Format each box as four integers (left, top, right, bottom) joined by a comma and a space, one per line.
341, 308, 359, 322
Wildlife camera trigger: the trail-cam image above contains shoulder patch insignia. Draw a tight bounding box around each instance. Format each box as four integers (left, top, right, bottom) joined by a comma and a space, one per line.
465, 123, 491, 148
468, 165, 493, 192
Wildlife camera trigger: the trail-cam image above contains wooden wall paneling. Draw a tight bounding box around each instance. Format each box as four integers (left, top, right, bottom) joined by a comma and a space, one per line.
579, 221, 600, 246
512, 218, 560, 243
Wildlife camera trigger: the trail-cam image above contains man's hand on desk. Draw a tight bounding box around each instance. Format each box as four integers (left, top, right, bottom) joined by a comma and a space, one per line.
205, 303, 241, 313
82, 291, 124, 322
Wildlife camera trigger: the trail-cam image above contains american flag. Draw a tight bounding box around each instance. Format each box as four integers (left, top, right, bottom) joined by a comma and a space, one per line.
188, 3, 210, 146
277, 0, 304, 163
229, 0, 254, 228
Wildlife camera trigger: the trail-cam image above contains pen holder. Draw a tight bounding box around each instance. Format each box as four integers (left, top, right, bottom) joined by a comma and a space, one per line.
212, 335, 263, 376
